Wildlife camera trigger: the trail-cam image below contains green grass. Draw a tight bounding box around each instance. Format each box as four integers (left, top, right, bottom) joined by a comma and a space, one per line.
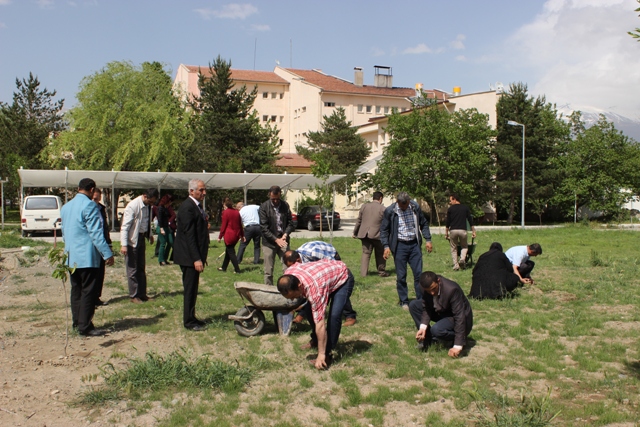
28, 225, 639, 425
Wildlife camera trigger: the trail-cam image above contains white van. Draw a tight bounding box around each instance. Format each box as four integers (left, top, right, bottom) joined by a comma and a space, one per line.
21, 195, 63, 237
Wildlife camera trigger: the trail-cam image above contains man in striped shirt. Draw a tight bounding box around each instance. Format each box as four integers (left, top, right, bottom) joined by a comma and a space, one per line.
278, 260, 354, 369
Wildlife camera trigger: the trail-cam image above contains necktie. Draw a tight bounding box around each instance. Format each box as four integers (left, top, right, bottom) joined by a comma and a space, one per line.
197, 203, 206, 219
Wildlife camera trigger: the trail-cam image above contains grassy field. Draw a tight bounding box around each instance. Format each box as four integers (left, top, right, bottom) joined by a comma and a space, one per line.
5, 225, 640, 426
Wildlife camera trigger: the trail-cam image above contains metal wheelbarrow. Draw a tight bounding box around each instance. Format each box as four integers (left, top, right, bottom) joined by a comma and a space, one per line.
228, 282, 304, 337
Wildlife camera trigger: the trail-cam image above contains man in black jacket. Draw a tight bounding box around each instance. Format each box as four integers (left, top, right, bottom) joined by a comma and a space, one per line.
409, 271, 473, 358
259, 186, 295, 286
173, 179, 210, 331
444, 194, 476, 270
92, 188, 112, 307
380, 192, 433, 309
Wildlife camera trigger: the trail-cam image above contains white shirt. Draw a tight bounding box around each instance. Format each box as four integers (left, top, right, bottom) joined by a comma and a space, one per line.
239, 205, 260, 226
120, 195, 150, 247
505, 245, 529, 267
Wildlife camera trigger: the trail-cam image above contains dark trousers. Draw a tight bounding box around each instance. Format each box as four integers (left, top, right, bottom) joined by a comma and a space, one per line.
221, 243, 240, 272
157, 226, 174, 264
96, 257, 105, 303
393, 240, 423, 305
237, 224, 261, 264
518, 260, 535, 278
70, 267, 99, 334
126, 234, 147, 298
181, 265, 200, 328
409, 299, 456, 342
359, 237, 386, 276
304, 270, 355, 357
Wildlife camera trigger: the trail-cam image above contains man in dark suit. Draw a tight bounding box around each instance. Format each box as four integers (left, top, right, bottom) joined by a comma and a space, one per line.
352, 191, 388, 277
92, 188, 112, 307
173, 179, 210, 331
409, 271, 473, 358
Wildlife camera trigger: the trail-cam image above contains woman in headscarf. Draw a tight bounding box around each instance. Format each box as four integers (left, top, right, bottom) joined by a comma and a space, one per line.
469, 242, 522, 299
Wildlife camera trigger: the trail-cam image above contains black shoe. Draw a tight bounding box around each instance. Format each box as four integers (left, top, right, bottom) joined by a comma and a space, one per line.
95, 299, 109, 307
186, 325, 207, 331
195, 319, 207, 326
81, 329, 107, 337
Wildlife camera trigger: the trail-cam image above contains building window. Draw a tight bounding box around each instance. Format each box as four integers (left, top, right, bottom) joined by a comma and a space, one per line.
357, 104, 364, 113
262, 115, 268, 122
324, 102, 335, 107
375, 106, 381, 114
302, 106, 307, 112
366, 105, 372, 113
271, 92, 277, 99
270, 115, 277, 122
384, 106, 390, 114
280, 116, 284, 122
279, 139, 284, 146
263, 92, 268, 99
279, 93, 284, 99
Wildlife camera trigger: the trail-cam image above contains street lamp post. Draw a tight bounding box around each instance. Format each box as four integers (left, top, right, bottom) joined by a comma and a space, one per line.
507, 120, 526, 229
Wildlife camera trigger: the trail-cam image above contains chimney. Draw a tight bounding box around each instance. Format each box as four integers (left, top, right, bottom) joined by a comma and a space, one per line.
453, 86, 461, 96
354, 67, 363, 87
374, 65, 393, 88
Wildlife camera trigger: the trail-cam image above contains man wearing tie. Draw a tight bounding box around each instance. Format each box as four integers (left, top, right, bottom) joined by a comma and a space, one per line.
173, 179, 210, 331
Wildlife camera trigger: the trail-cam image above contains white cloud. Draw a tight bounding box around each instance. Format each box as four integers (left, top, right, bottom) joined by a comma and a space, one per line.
0, 22, 6, 28
0, 0, 10, 5
455, 55, 467, 61
449, 34, 466, 50
402, 43, 432, 54
371, 47, 385, 57
195, 4, 258, 20
250, 24, 270, 31
37, 0, 54, 8
505, 0, 640, 118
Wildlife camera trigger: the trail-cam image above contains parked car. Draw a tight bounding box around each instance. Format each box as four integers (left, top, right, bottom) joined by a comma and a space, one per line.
297, 205, 340, 231
21, 195, 63, 237
291, 213, 298, 230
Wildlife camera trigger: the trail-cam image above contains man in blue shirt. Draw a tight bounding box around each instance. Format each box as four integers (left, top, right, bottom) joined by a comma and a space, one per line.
236, 202, 262, 265
61, 178, 114, 337
505, 243, 542, 284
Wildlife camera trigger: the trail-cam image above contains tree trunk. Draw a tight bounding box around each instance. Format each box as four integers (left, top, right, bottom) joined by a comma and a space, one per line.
507, 192, 515, 225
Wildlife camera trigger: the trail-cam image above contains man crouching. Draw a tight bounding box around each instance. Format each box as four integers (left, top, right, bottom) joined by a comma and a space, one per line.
277, 260, 354, 369
409, 271, 473, 358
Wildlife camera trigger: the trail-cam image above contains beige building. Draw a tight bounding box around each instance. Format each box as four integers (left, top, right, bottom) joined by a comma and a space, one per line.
173, 64, 416, 160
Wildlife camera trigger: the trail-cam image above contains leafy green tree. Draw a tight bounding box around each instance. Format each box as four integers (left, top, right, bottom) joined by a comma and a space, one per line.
0, 73, 65, 206
297, 107, 370, 187
187, 55, 280, 174
552, 112, 640, 218
495, 83, 570, 224
44, 61, 191, 172
373, 96, 496, 223
629, 0, 640, 40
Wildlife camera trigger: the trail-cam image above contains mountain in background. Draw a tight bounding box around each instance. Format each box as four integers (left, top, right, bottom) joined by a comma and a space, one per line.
556, 104, 640, 142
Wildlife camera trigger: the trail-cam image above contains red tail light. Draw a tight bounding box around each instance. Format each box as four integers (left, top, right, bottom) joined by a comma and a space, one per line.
21, 218, 26, 223
335, 213, 340, 218
314, 214, 320, 219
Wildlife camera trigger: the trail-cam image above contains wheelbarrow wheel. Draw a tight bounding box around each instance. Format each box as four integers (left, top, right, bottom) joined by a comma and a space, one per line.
233, 306, 265, 337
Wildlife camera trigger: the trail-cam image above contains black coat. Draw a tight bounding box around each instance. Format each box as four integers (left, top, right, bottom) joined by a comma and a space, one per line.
469, 249, 520, 299
259, 199, 295, 249
173, 198, 210, 267
420, 276, 473, 347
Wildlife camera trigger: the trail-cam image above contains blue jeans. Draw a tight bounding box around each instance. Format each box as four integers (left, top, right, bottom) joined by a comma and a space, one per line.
409, 299, 456, 342
393, 240, 423, 305
304, 270, 355, 357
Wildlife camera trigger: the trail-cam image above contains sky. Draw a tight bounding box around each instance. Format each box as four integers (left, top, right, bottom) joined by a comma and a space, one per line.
1, 0, 639, 120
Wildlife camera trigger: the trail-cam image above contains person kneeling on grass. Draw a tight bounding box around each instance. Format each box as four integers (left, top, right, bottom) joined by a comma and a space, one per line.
409, 271, 473, 358
505, 243, 542, 285
277, 260, 354, 370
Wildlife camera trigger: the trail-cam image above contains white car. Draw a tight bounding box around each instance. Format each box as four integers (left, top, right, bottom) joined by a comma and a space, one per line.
21, 195, 63, 237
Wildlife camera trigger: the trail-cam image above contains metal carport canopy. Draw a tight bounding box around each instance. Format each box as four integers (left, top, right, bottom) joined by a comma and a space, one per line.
17, 169, 346, 190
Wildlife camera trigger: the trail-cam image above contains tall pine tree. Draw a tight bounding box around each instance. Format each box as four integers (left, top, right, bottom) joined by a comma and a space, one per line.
187, 56, 280, 174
